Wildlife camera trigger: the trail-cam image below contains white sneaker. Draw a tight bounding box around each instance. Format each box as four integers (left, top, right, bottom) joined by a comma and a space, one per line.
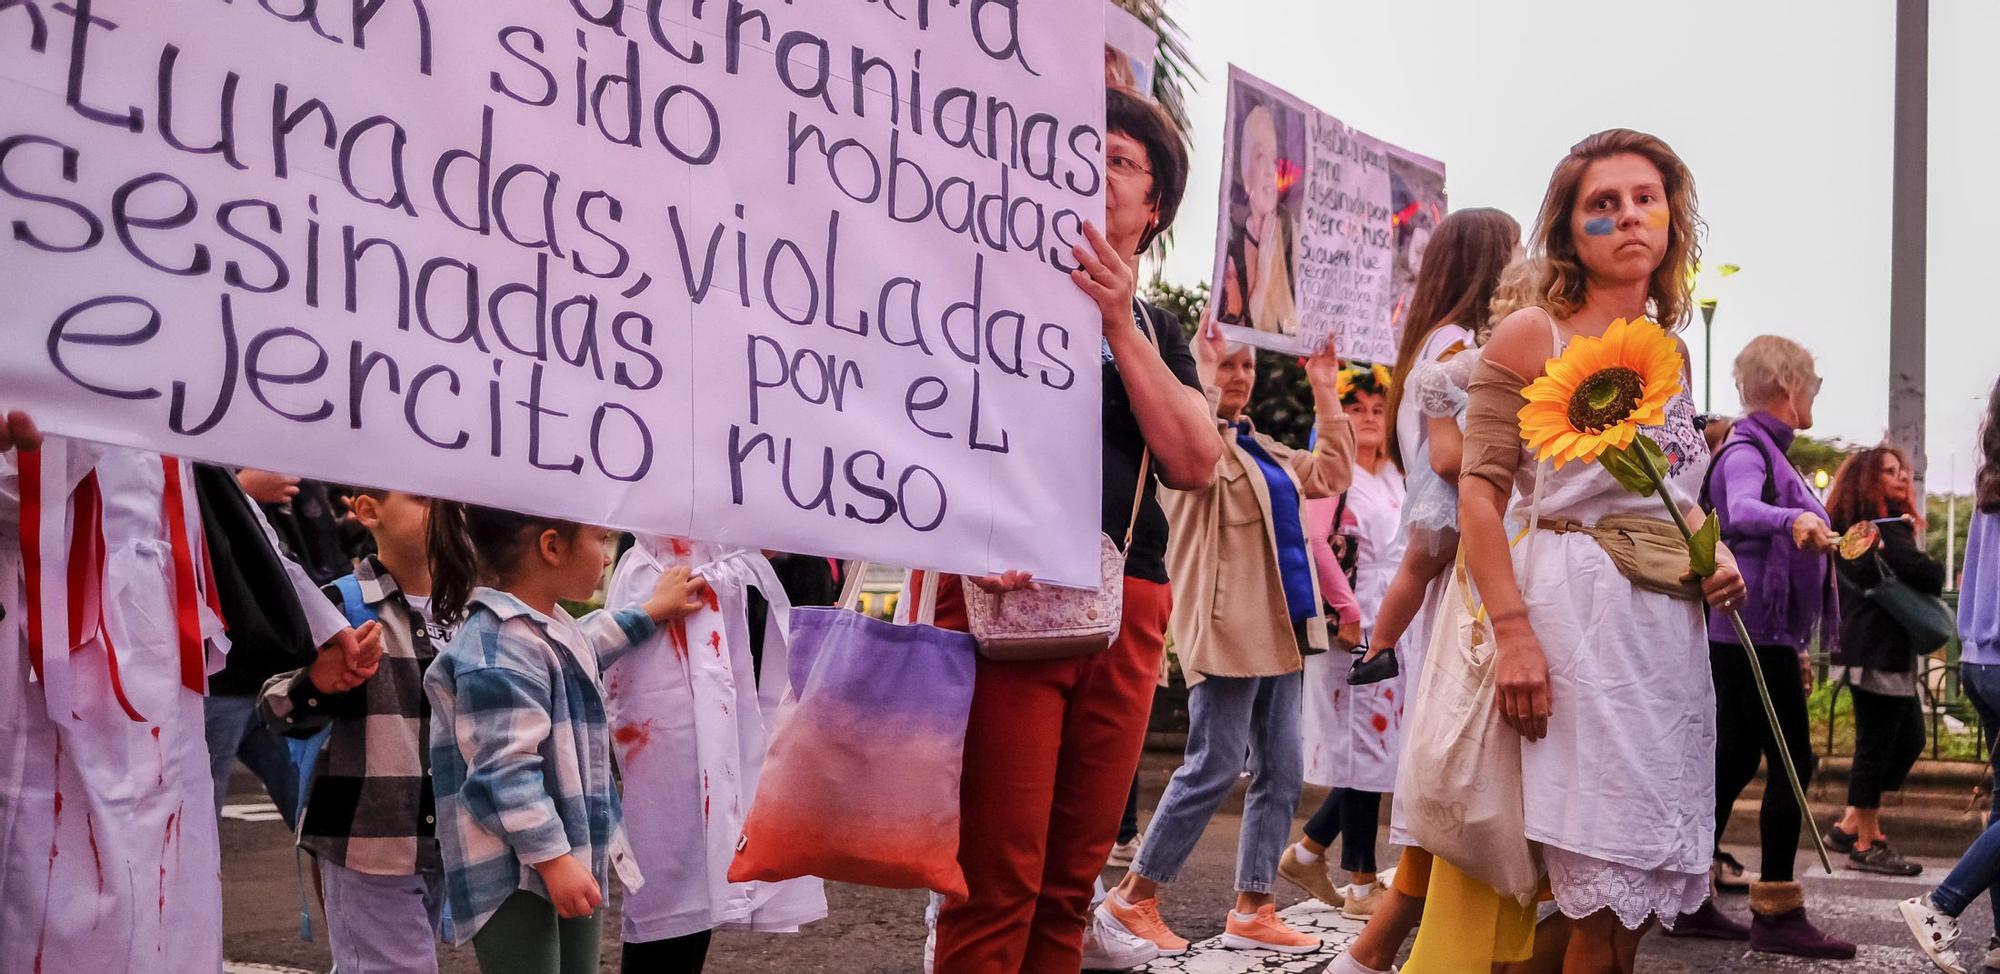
1082, 906, 1163, 970
1900, 894, 1967, 974
923, 890, 942, 974
1327, 950, 1400, 974
1108, 835, 1142, 868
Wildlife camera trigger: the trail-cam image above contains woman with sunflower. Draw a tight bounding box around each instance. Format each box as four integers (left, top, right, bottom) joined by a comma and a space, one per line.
1456, 129, 1746, 973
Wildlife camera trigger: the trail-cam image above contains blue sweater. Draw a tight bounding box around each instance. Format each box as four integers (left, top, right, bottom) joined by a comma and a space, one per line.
1963, 510, 2000, 665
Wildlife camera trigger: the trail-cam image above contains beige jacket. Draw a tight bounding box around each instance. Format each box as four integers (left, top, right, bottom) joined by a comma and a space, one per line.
1160, 412, 1355, 685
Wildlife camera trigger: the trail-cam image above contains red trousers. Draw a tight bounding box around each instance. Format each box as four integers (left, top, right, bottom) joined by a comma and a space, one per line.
928, 574, 1171, 974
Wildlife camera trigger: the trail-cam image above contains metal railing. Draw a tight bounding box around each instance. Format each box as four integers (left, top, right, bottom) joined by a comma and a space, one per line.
1819, 652, 1988, 764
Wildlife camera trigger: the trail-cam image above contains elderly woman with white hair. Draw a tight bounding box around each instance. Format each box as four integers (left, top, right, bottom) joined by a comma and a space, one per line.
1669, 335, 1855, 958
1219, 102, 1301, 335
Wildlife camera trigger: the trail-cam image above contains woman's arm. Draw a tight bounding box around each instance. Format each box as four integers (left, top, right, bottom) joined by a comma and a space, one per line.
1288, 341, 1354, 498
1074, 223, 1222, 490
1458, 310, 1551, 740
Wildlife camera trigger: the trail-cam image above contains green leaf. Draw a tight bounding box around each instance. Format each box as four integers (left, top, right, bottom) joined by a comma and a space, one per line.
1632, 433, 1670, 483
1688, 515, 1721, 577
1599, 444, 1658, 497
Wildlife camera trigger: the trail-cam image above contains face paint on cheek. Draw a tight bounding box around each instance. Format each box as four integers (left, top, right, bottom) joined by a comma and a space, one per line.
1583, 217, 1616, 237
1646, 208, 1672, 230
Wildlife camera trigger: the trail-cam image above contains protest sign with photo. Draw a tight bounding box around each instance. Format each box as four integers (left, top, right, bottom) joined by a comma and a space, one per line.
1104, 2, 1157, 94
1210, 67, 1445, 362
0, 0, 1109, 586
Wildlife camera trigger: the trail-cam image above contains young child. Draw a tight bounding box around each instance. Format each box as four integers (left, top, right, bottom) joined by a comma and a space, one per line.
422, 502, 704, 974
259, 489, 453, 974
604, 536, 826, 972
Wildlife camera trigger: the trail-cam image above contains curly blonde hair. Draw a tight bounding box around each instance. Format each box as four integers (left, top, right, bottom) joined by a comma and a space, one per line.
1483, 256, 1545, 343
1530, 129, 1703, 329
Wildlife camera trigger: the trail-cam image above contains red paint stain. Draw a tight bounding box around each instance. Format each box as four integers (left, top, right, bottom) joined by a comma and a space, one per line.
708, 630, 722, 658
1384, 687, 1395, 701
702, 771, 711, 823
87, 813, 103, 893
152, 726, 164, 785
159, 802, 183, 916
700, 587, 719, 612
669, 538, 692, 557
1371, 714, 1389, 734
612, 719, 655, 758
667, 621, 689, 661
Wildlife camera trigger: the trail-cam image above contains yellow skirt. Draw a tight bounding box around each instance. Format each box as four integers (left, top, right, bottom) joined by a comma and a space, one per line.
1402, 851, 1540, 972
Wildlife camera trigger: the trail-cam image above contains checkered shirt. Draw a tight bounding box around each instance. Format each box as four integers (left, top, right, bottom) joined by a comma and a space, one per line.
423, 588, 655, 943
259, 558, 453, 875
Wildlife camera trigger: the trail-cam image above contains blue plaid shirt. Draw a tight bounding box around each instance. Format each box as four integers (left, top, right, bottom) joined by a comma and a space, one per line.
424, 588, 656, 943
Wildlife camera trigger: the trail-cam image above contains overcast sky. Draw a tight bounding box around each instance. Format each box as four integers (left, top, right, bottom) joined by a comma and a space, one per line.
1154, 0, 1995, 493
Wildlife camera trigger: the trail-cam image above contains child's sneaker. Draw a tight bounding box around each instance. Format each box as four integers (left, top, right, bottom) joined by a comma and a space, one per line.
1899, 894, 1967, 974
1341, 881, 1388, 920
1278, 845, 1344, 907
1097, 893, 1190, 957
1221, 904, 1321, 954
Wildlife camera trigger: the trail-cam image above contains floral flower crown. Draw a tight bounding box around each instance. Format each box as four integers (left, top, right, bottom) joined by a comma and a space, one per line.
1336, 363, 1393, 402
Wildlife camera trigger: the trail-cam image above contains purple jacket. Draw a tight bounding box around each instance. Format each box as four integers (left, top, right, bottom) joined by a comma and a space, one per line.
1704, 412, 1839, 652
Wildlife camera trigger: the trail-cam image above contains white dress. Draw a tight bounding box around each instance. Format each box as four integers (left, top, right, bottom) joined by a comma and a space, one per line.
1510, 378, 1717, 929
0, 442, 226, 974
1301, 461, 1406, 793
605, 537, 826, 944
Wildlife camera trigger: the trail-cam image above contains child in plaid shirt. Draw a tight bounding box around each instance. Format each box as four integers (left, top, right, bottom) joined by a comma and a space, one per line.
422, 502, 706, 974
260, 489, 453, 974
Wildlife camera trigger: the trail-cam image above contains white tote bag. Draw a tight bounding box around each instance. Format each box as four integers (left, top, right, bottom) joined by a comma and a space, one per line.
1396, 453, 1551, 905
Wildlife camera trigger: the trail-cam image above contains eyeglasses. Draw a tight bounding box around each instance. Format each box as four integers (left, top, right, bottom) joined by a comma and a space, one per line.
1108, 154, 1153, 178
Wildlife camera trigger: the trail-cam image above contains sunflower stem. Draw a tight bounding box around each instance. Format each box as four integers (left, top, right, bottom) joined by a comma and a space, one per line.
1638, 456, 1833, 876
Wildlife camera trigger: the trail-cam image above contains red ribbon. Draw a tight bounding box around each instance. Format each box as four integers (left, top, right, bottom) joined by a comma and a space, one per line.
159, 456, 208, 695
19, 446, 48, 699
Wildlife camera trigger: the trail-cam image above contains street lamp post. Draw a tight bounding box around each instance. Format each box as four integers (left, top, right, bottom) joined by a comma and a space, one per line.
1691, 264, 1738, 412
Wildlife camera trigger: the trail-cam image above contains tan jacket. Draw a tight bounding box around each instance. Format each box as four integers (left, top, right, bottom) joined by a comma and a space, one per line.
1160, 412, 1355, 685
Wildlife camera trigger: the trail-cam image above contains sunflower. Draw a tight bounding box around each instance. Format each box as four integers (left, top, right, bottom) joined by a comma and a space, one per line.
1336, 363, 1391, 403
1519, 317, 1683, 468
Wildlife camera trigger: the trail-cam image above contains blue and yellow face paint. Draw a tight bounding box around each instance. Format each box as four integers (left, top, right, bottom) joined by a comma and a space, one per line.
1583, 216, 1616, 237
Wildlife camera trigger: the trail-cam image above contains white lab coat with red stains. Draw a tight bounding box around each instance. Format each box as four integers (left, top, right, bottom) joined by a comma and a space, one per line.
1301, 461, 1407, 793
604, 537, 826, 944
0, 442, 229, 974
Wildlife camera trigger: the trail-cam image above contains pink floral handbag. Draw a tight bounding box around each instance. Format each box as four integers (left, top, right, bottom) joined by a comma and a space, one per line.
960, 453, 1148, 662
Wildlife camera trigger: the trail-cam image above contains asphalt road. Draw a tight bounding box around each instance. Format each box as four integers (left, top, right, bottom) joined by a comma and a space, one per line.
217, 769, 1991, 974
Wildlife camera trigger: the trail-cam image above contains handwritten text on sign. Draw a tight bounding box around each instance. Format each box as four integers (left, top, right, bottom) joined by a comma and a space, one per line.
1210, 66, 1445, 362
0, 0, 1108, 585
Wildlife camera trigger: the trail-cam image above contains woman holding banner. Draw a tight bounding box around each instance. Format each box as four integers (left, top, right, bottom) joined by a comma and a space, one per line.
927, 87, 1225, 972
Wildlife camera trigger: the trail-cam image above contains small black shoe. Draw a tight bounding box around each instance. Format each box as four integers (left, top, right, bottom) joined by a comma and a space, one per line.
1848, 843, 1923, 877
1347, 646, 1399, 686
1712, 851, 1751, 894
1823, 824, 1859, 854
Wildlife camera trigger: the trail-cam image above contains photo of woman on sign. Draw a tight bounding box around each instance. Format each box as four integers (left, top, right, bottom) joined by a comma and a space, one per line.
1218, 84, 1305, 337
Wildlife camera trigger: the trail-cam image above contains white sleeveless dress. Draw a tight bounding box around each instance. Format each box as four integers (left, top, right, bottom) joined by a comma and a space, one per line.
1509, 360, 1717, 929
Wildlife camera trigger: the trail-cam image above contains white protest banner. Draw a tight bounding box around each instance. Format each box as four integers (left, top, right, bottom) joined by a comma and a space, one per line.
1210, 66, 1446, 362
0, 0, 1109, 586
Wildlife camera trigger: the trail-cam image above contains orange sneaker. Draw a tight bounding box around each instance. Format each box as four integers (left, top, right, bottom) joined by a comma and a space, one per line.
1221, 904, 1322, 954
1096, 893, 1191, 957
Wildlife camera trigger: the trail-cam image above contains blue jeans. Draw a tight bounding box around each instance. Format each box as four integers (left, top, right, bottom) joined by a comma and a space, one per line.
1133, 673, 1303, 894
204, 692, 301, 829
1934, 662, 2000, 916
